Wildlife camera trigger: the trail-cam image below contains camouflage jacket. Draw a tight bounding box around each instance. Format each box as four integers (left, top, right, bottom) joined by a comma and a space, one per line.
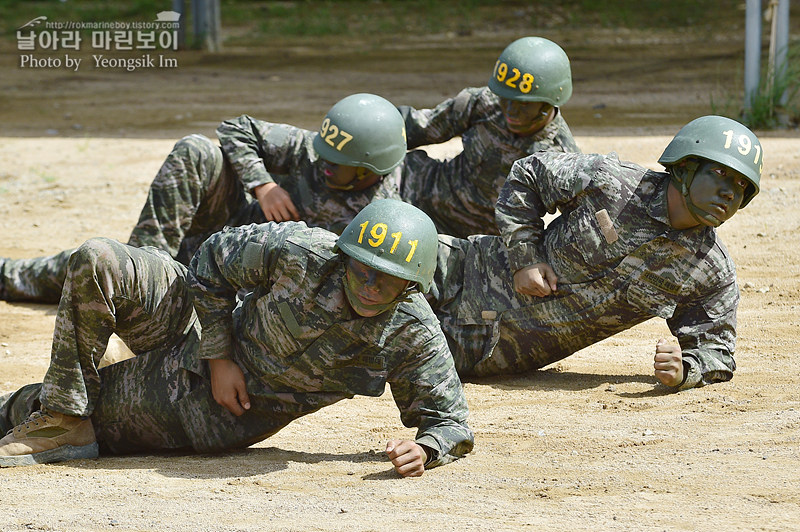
398, 86, 580, 237
187, 222, 473, 466
431, 152, 739, 390
216, 115, 403, 234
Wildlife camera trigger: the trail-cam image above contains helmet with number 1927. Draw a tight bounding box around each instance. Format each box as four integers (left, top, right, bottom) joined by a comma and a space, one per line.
312, 93, 407, 175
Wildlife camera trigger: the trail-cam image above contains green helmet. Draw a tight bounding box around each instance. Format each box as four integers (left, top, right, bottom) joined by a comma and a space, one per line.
335, 199, 438, 293
488, 36, 572, 105
658, 115, 762, 208
312, 93, 407, 175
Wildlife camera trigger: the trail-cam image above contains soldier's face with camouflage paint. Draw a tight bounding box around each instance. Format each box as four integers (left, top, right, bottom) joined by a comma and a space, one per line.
499, 98, 554, 136
320, 160, 380, 192
344, 257, 411, 317
688, 160, 749, 225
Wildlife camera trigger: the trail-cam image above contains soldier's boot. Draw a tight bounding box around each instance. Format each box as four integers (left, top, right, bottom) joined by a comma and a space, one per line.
0, 410, 98, 467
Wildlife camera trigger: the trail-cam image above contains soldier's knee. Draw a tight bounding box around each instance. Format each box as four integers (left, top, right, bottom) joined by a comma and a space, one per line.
176, 133, 213, 151
173, 134, 219, 161
68, 238, 124, 272
167, 134, 223, 183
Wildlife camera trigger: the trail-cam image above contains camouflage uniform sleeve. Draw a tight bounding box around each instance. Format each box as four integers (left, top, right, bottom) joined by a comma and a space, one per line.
187, 222, 294, 361
495, 151, 597, 272
398, 87, 485, 150
216, 115, 312, 192
668, 275, 739, 391
386, 316, 474, 468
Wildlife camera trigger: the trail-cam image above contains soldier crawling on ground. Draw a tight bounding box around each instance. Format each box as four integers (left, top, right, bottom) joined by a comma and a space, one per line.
428, 116, 762, 391
0, 200, 473, 474
0, 93, 407, 303
398, 36, 580, 238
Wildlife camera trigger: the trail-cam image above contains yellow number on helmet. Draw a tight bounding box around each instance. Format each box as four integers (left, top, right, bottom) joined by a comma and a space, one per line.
368, 223, 388, 247
505, 67, 521, 88
519, 73, 534, 93
389, 232, 402, 253
496, 62, 508, 82
405, 240, 418, 262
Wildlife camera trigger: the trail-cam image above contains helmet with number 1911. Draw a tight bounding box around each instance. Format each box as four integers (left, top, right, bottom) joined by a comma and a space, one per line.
312, 93, 407, 175
488, 36, 572, 106
334, 199, 438, 292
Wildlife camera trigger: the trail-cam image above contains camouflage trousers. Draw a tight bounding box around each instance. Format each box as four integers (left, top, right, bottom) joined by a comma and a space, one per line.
0, 134, 264, 303
430, 234, 682, 378
0, 238, 315, 454
400, 150, 499, 239
430, 234, 601, 377
427, 234, 521, 375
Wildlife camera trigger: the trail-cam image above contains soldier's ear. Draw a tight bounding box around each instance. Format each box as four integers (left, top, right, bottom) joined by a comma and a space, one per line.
667, 159, 693, 177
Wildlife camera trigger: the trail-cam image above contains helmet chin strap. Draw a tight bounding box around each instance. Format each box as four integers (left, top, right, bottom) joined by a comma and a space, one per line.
326, 167, 381, 191
522, 104, 555, 134
670, 159, 723, 228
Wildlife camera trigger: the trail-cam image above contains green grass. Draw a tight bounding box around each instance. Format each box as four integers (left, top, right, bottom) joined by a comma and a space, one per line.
32, 168, 58, 183
3, 0, 163, 32
564, 0, 724, 27
222, 0, 491, 42
2, 0, 760, 41
712, 44, 800, 129
747, 46, 800, 128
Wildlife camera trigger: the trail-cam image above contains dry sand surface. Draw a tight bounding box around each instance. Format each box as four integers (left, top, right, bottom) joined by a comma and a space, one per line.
0, 134, 798, 531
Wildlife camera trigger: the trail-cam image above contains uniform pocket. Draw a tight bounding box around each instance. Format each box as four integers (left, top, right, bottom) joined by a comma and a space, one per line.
308, 325, 388, 396
235, 295, 307, 377
545, 205, 625, 283
439, 315, 501, 375
701, 283, 738, 319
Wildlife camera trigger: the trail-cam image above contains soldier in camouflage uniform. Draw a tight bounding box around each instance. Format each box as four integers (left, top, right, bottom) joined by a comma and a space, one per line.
399, 36, 580, 238
0, 200, 473, 475
429, 116, 762, 390
0, 93, 406, 303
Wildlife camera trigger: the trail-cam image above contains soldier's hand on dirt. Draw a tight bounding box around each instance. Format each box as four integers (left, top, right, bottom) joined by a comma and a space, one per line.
208, 358, 251, 416
513, 263, 558, 297
653, 339, 684, 387
253, 182, 300, 222
385, 439, 428, 477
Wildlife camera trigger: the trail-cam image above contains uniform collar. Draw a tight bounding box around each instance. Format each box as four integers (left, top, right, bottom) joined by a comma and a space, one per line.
646, 171, 673, 226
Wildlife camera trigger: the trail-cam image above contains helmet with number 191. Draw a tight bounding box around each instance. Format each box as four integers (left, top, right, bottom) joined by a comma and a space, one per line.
658, 115, 762, 208
312, 93, 407, 175
488, 36, 572, 106
335, 199, 438, 293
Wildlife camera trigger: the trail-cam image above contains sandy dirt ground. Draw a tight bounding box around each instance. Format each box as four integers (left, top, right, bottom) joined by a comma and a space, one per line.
1, 18, 800, 531
0, 134, 798, 532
